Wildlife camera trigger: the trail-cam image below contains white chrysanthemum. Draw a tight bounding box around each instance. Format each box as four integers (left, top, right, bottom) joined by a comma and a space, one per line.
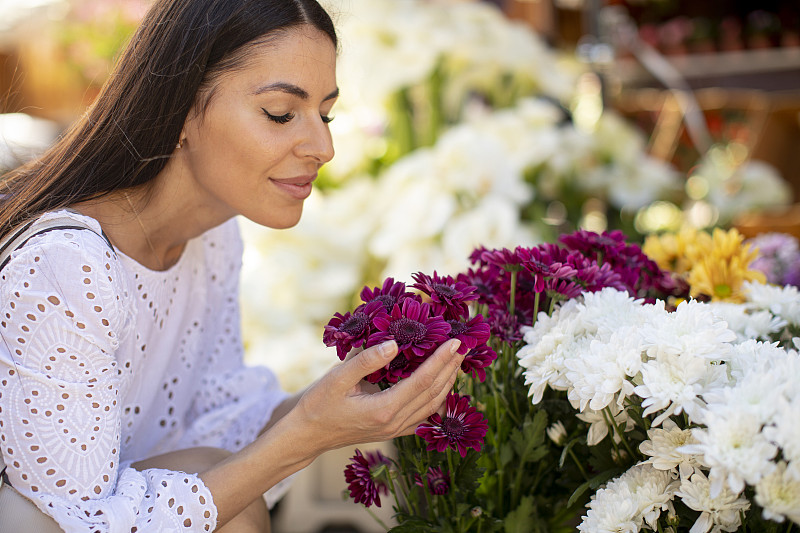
763, 394, 800, 470
675, 470, 750, 533
578, 463, 679, 532
755, 461, 800, 524
681, 405, 777, 497
577, 480, 641, 533
576, 405, 633, 446
640, 299, 736, 361
575, 287, 654, 337
620, 464, 680, 530
744, 281, 800, 326
723, 339, 794, 386
707, 302, 786, 344
703, 343, 794, 430
565, 328, 642, 411
639, 419, 701, 479
518, 298, 584, 403
634, 351, 727, 426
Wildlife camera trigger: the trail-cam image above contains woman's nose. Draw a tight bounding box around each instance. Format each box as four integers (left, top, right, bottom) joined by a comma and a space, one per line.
299, 117, 335, 164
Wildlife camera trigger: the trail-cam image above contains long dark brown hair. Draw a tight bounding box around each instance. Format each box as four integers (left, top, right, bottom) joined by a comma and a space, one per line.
0, 0, 336, 236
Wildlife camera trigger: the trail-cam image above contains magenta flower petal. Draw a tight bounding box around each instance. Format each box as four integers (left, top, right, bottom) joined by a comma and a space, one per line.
367, 299, 451, 359
411, 271, 478, 320
461, 344, 498, 382
344, 449, 390, 508
416, 393, 488, 458
359, 277, 419, 313
414, 466, 451, 495
446, 316, 490, 354
323, 301, 384, 360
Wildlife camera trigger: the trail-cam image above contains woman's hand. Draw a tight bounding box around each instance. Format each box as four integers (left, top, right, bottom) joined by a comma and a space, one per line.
293, 338, 464, 452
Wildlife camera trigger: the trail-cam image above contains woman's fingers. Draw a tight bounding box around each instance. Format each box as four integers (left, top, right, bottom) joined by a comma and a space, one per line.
387, 339, 464, 422
332, 340, 398, 391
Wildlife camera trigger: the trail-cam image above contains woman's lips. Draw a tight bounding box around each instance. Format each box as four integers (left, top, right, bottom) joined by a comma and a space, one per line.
270, 175, 315, 200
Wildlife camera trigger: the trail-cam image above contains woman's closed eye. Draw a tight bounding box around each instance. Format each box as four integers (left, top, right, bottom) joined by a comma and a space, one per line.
263, 109, 294, 124
262, 108, 334, 125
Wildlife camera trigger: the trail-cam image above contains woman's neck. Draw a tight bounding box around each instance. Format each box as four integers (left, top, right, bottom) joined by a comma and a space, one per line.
73, 158, 233, 271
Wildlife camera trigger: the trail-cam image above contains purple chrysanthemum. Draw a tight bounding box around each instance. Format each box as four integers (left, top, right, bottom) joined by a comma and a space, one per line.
457, 266, 506, 309
558, 229, 626, 261
411, 271, 478, 320
416, 393, 488, 458
344, 449, 391, 508
359, 277, 418, 314
478, 247, 525, 272
367, 299, 451, 359
461, 344, 498, 382
518, 246, 578, 293
323, 301, 384, 360
445, 316, 490, 355
414, 466, 451, 495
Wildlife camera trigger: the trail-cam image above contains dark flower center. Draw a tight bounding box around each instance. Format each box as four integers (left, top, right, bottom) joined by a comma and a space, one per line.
341, 312, 369, 335
447, 320, 468, 337
433, 283, 458, 299
373, 294, 397, 313
441, 417, 465, 439
389, 318, 427, 345
388, 354, 408, 372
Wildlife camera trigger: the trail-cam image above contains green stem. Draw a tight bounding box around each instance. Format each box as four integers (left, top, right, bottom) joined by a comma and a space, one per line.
365, 507, 390, 531
604, 406, 636, 460
509, 270, 518, 317
600, 408, 621, 457
568, 447, 590, 481
446, 451, 459, 528
532, 291, 541, 326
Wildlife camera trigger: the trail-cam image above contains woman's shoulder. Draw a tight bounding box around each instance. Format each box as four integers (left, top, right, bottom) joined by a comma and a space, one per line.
0, 209, 135, 348
0, 208, 132, 301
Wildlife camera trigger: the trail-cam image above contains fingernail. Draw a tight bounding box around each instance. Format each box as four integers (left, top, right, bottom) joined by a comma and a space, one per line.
450, 339, 461, 354
378, 340, 397, 357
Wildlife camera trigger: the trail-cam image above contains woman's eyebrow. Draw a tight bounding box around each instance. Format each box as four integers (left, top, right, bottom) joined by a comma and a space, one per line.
252, 82, 339, 102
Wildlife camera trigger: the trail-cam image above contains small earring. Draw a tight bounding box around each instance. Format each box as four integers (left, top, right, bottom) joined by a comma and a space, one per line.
176, 138, 184, 149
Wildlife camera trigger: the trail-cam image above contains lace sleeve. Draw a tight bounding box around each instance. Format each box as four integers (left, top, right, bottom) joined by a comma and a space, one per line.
0, 229, 217, 532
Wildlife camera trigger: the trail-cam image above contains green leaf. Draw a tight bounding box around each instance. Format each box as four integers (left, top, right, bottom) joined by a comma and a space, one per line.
566, 468, 624, 508
503, 496, 536, 533
455, 450, 485, 493
509, 410, 549, 466
499, 442, 515, 467
390, 516, 437, 533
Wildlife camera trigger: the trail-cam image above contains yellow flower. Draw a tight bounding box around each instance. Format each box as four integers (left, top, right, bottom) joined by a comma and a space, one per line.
687, 228, 766, 302
643, 227, 706, 275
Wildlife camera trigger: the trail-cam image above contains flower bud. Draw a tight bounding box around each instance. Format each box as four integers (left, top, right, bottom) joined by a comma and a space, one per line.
470, 506, 483, 518
546, 421, 567, 445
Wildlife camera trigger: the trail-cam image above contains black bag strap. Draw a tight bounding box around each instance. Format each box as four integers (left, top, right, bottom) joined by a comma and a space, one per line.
0, 212, 115, 274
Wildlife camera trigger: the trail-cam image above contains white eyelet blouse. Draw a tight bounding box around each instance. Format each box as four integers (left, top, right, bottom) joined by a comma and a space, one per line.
0, 210, 288, 532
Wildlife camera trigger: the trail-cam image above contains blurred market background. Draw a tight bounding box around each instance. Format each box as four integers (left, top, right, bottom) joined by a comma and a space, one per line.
1, 0, 799, 531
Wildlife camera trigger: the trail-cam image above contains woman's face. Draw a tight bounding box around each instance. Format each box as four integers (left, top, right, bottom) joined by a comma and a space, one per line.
181, 25, 337, 229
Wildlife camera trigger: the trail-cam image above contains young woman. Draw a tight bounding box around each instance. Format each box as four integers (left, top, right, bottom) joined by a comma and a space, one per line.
0, 0, 465, 531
